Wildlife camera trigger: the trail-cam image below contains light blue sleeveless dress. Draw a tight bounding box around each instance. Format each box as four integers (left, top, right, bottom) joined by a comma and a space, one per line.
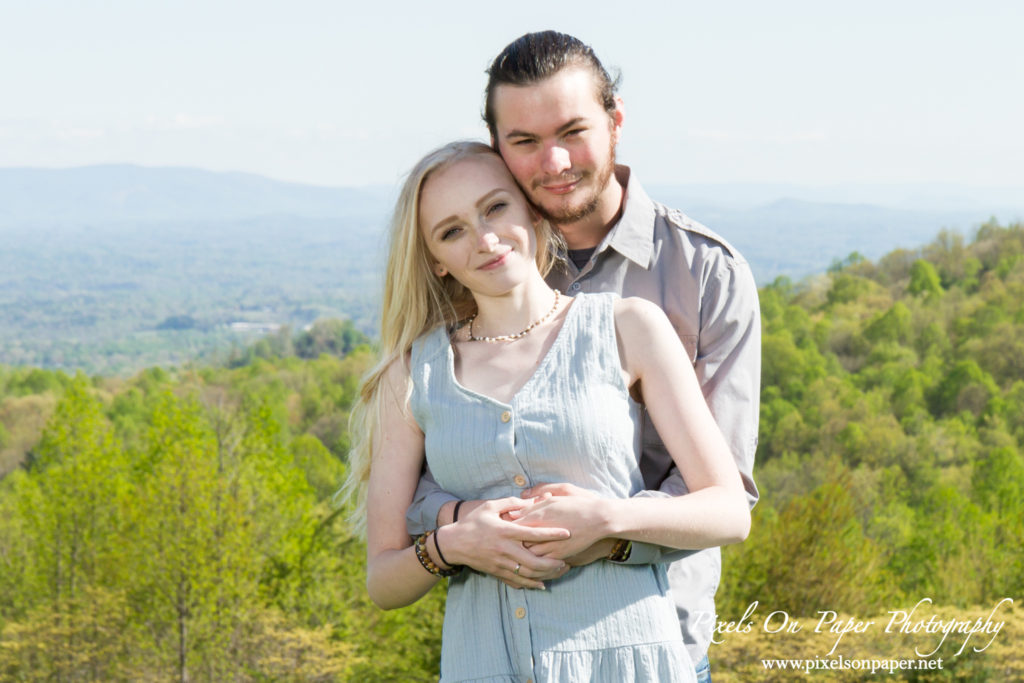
409, 292, 694, 683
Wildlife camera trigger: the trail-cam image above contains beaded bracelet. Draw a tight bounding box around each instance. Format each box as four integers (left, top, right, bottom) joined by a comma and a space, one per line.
414, 531, 461, 577
607, 538, 632, 563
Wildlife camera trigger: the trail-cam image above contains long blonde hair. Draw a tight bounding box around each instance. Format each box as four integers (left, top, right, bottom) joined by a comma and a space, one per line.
340, 141, 562, 534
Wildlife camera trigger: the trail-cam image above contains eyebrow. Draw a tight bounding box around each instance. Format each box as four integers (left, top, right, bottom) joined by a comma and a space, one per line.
504, 117, 588, 141
429, 188, 507, 237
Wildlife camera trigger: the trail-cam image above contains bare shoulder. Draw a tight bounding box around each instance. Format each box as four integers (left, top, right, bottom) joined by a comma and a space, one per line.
613, 296, 672, 337
381, 352, 412, 388
613, 297, 680, 383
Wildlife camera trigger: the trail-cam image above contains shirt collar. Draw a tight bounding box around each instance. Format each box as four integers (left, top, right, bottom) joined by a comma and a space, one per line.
598, 165, 655, 269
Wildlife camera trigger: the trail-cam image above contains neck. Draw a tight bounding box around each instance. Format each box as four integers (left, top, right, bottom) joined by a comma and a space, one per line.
555, 168, 626, 250
469, 273, 558, 339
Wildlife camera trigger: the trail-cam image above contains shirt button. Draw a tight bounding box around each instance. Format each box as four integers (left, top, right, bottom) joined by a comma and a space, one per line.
514, 475, 527, 487
500, 410, 511, 423
570, 282, 581, 291
515, 607, 526, 619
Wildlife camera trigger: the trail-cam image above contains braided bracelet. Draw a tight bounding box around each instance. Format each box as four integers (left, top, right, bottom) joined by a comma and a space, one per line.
414, 531, 461, 578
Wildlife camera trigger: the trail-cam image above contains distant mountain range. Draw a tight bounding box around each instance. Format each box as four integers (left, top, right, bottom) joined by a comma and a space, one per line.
2, 164, 1022, 282
0, 164, 393, 226
2, 164, 1022, 373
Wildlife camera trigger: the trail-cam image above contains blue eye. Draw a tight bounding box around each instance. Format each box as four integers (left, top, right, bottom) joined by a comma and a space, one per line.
486, 201, 507, 216
441, 226, 461, 241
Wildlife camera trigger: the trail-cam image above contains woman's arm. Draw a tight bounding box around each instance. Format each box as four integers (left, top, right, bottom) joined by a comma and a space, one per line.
365, 358, 443, 609
608, 296, 751, 548
517, 297, 749, 557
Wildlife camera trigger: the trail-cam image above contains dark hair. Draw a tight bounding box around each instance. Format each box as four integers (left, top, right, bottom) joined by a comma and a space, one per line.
483, 31, 620, 140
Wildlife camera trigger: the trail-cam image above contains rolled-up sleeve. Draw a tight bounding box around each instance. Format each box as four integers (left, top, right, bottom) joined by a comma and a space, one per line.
405, 466, 459, 536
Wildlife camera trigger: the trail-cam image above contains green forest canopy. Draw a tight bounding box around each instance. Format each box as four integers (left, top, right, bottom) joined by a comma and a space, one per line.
1, 221, 1022, 680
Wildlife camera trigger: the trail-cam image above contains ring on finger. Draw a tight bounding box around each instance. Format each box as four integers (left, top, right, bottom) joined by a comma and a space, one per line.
513, 563, 521, 576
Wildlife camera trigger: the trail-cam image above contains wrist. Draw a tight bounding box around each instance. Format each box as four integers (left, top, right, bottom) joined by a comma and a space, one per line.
431, 525, 458, 570
599, 497, 628, 538
426, 526, 461, 572
433, 522, 468, 568
437, 500, 458, 527
414, 531, 460, 578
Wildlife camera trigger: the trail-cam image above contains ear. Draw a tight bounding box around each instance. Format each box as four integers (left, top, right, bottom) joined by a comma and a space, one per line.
611, 96, 625, 144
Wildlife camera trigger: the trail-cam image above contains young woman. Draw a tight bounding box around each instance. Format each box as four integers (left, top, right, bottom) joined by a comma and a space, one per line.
343, 141, 749, 682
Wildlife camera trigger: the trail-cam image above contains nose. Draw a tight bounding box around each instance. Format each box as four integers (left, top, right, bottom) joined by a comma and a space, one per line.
540, 144, 571, 175
475, 226, 499, 251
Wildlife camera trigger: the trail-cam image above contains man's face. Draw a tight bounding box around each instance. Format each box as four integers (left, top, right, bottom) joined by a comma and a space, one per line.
491, 66, 622, 227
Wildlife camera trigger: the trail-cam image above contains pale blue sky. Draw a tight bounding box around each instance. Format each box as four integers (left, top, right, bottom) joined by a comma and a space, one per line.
2, 0, 1022, 188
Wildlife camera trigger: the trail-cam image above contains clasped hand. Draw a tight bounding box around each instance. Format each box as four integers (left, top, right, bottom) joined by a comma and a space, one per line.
442, 483, 616, 589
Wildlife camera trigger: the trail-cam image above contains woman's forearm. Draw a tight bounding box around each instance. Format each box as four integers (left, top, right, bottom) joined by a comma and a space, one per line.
513, 485, 748, 561
603, 487, 750, 550
367, 543, 443, 610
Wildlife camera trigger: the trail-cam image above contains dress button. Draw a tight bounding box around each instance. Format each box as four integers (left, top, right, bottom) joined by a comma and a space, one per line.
515, 607, 526, 619
500, 410, 511, 423
570, 282, 581, 291
514, 475, 527, 487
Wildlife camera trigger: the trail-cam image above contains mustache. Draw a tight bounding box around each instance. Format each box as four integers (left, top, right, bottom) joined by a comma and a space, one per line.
532, 171, 586, 189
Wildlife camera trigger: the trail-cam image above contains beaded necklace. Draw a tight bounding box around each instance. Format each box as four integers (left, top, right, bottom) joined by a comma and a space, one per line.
467, 290, 561, 343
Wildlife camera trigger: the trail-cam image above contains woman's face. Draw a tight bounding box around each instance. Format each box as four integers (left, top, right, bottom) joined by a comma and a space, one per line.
418, 154, 539, 298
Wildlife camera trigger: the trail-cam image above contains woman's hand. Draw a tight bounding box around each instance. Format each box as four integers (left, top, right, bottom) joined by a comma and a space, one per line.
440, 496, 572, 589
510, 484, 617, 561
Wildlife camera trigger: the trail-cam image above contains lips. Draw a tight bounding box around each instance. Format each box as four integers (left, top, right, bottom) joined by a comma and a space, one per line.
542, 180, 579, 195
478, 250, 511, 271
536, 174, 583, 195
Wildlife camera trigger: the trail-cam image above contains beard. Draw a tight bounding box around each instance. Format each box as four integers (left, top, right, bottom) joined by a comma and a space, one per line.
530, 142, 616, 226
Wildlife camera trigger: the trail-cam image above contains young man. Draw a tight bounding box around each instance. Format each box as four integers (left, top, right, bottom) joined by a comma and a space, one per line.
408, 31, 760, 681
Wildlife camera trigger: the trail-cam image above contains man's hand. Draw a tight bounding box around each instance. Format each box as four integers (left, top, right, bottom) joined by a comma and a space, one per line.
511, 483, 616, 562
439, 497, 571, 589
